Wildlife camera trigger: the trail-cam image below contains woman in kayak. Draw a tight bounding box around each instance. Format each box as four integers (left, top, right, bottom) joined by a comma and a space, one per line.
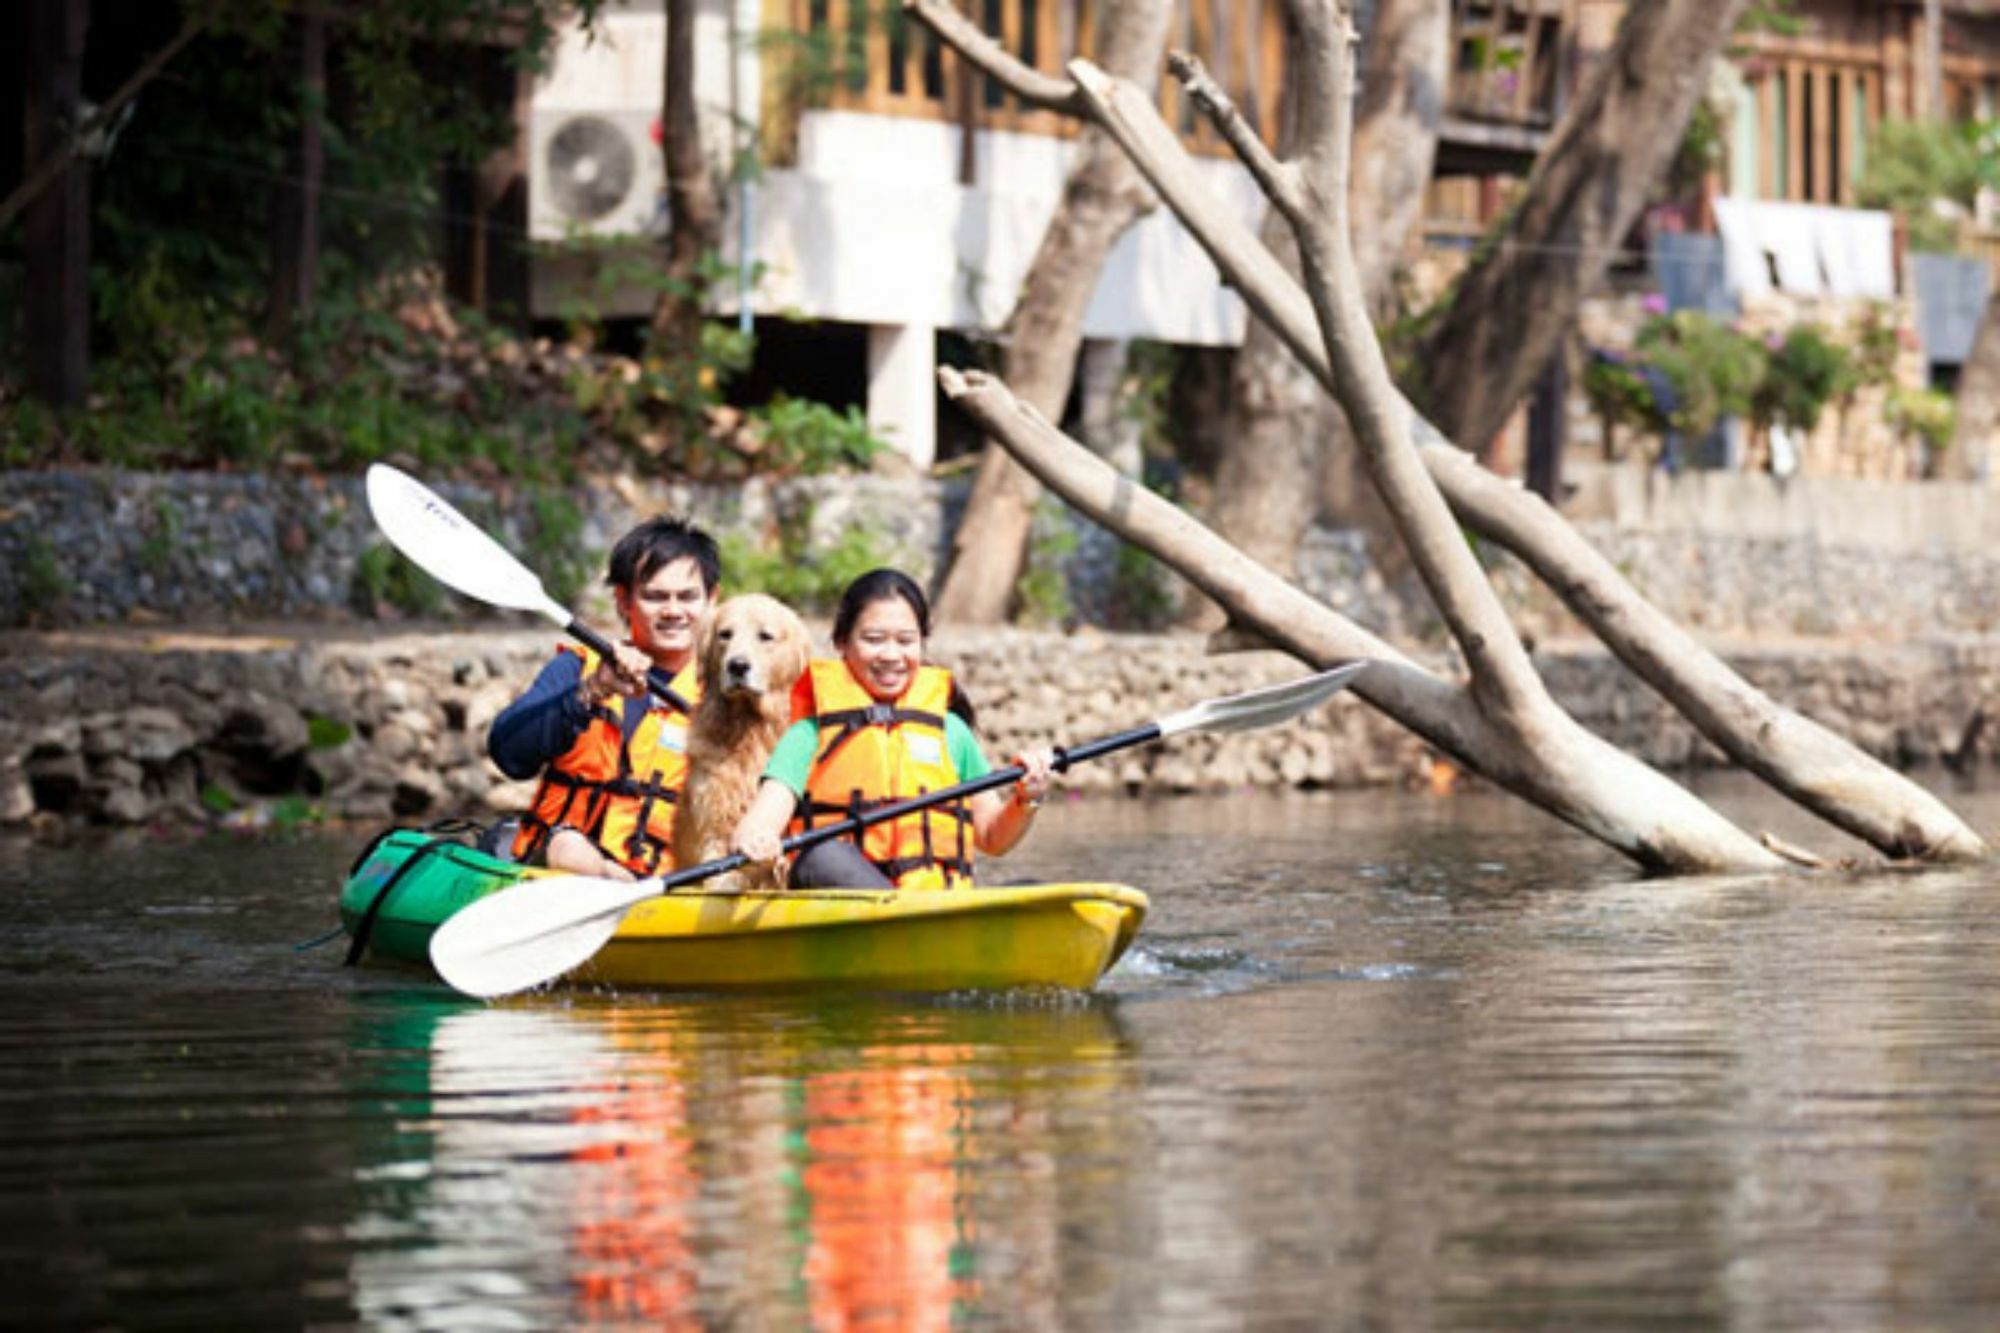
730, 568, 1056, 889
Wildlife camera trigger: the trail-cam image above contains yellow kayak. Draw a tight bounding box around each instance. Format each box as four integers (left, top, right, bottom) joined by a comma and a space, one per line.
341, 829, 1148, 994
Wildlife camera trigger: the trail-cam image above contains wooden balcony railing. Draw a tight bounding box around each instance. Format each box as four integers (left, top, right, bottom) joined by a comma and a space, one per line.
1446, 0, 1577, 127
769, 0, 1290, 161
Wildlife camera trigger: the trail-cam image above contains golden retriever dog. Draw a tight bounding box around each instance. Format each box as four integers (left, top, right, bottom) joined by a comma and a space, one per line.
673, 593, 810, 891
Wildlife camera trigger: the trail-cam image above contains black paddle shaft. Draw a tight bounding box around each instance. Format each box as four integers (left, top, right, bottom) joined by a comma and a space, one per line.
647, 721, 1164, 894
564, 619, 693, 715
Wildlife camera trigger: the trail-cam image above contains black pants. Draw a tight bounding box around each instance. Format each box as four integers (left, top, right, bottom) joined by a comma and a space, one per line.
790, 839, 896, 890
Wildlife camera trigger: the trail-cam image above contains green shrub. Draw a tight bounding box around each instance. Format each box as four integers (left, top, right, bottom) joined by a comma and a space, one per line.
1015, 505, 1078, 628
1106, 542, 1178, 629
1581, 353, 1657, 457
1884, 385, 1957, 456
17, 536, 70, 620
1854, 118, 2000, 254
747, 396, 886, 474
523, 489, 596, 608
1634, 311, 1767, 440
720, 517, 891, 615
1753, 324, 1857, 435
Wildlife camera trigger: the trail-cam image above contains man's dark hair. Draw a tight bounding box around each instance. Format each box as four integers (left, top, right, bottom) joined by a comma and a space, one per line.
605, 517, 721, 594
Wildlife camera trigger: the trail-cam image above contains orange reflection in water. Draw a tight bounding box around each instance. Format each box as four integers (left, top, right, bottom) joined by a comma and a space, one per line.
538, 1008, 1106, 1330
800, 1045, 976, 1332
560, 1025, 979, 1330
568, 1045, 701, 1328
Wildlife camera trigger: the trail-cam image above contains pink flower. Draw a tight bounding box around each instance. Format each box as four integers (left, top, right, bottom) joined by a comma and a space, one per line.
1642, 293, 1668, 315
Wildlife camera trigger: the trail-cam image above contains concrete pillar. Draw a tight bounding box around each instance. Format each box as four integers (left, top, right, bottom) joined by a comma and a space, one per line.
1077, 338, 1142, 476
866, 322, 936, 469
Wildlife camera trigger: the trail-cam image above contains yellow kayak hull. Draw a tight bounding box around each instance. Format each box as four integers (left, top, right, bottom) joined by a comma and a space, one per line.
576, 884, 1150, 993
341, 830, 1148, 994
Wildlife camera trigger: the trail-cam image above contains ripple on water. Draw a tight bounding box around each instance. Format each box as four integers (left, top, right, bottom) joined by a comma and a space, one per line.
7, 788, 2000, 1330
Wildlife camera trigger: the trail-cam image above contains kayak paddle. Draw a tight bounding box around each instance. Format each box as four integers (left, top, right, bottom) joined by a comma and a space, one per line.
363, 463, 691, 713
428, 659, 1371, 998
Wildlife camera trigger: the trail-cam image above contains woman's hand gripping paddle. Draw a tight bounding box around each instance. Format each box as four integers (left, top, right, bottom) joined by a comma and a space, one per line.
363, 463, 690, 713
427, 660, 1372, 998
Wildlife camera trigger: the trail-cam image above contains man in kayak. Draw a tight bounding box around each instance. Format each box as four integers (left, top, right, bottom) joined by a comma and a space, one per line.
486, 517, 719, 880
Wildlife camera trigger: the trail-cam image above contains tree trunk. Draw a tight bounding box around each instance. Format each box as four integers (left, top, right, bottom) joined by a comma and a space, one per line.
1412, 0, 1752, 458
928, 0, 1172, 625
267, 12, 326, 339
651, 0, 723, 352
1201, 0, 1446, 617
1346, 0, 1448, 321
23, 0, 91, 409
921, 6, 1987, 867
1949, 293, 2000, 482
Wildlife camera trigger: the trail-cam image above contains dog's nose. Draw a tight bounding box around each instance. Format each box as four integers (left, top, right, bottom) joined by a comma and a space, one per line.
725, 655, 753, 682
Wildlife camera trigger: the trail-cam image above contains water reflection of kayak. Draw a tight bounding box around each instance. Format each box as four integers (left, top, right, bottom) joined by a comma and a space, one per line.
341, 829, 1149, 994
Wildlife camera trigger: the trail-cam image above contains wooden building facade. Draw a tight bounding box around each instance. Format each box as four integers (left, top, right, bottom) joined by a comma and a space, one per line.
1723, 0, 2000, 208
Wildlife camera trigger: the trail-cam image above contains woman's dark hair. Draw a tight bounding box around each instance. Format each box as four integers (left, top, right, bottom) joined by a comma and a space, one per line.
831, 568, 930, 645
606, 517, 721, 595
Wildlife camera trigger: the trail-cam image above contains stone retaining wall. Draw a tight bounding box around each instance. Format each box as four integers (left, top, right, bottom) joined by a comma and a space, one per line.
8, 467, 2000, 648
3, 625, 1995, 834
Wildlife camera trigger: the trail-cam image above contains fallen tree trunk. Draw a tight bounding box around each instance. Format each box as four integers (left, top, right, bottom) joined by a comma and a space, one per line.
1079, 44, 1983, 864
940, 365, 1783, 872
914, 0, 1988, 866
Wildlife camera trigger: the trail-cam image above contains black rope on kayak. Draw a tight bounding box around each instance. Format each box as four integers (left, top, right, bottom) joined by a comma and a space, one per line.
343, 832, 464, 968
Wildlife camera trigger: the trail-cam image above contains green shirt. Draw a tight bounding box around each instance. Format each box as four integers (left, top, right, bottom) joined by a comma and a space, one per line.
761, 713, 990, 798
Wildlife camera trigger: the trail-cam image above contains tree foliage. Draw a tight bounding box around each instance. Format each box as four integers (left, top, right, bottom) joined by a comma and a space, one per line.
1854, 117, 2000, 254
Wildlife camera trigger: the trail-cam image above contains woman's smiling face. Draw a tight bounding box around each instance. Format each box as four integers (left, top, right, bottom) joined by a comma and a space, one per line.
841, 595, 924, 701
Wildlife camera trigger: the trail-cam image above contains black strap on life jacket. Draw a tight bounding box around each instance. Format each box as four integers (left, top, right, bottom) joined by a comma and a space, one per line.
799, 785, 973, 883
516, 697, 679, 867
813, 703, 946, 770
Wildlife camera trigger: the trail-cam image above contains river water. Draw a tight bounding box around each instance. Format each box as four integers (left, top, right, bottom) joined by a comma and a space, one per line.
4, 780, 2000, 1331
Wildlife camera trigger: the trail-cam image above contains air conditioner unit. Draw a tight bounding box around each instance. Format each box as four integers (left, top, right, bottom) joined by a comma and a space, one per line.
528, 107, 665, 242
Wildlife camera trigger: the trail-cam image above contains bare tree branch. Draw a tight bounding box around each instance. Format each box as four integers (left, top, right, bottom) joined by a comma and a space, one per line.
1280, 0, 1551, 725
926, 4, 1986, 864
1167, 51, 1301, 214
903, 0, 1078, 111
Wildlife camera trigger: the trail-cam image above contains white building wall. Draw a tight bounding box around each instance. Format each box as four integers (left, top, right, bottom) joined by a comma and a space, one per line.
728, 111, 1260, 347
526, 2, 1265, 460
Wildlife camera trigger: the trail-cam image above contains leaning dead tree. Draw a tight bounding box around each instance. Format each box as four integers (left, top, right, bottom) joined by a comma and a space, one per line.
1202, 0, 1447, 602
914, 0, 1989, 870
932, 0, 1173, 625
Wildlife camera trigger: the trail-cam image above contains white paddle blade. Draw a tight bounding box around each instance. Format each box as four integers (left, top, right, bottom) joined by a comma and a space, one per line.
364, 464, 570, 626
428, 874, 660, 998
1159, 660, 1370, 739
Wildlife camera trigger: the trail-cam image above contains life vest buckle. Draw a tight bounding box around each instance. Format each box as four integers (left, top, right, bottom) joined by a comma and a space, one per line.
862, 702, 898, 727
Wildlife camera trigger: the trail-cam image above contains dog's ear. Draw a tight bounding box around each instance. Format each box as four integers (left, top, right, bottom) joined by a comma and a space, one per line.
693, 600, 722, 686
782, 611, 810, 687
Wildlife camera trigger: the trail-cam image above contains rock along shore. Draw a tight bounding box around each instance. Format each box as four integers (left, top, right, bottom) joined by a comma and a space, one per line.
2, 623, 1995, 836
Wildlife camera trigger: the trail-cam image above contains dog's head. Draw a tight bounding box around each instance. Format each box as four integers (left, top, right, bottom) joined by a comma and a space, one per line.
697, 593, 810, 704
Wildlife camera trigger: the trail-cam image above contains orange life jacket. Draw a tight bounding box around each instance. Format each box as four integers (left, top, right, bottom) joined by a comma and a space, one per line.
796, 659, 973, 890
511, 648, 699, 875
